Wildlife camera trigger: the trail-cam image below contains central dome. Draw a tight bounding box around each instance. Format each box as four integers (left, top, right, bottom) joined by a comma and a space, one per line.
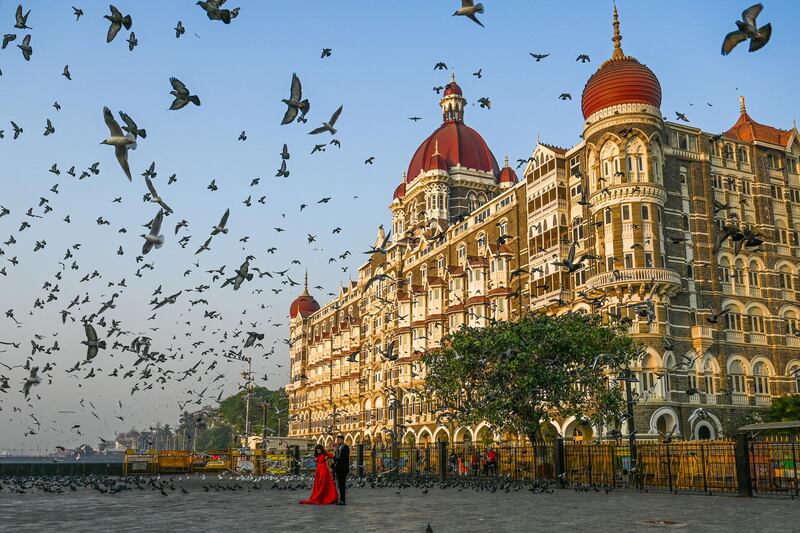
406, 121, 499, 182
580, 6, 661, 120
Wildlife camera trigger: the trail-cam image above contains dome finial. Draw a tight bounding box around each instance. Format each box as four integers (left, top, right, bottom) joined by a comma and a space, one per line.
739, 95, 747, 115
451, 71, 456, 83
433, 139, 441, 156
303, 270, 309, 295
612, 3, 625, 60
504, 154, 510, 168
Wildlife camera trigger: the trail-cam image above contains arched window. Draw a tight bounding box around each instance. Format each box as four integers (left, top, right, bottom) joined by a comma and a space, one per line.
420, 264, 427, 283
733, 259, 745, 285
779, 264, 794, 290
457, 244, 466, 261
498, 220, 508, 237
748, 261, 760, 287
729, 360, 746, 394
640, 353, 660, 397
477, 232, 486, 249
784, 310, 798, 336
477, 193, 488, 207
753, 362, 770, 395
467, 193, 477, 212
748, 307, 765, 333
724, 304, 743, 331
789, 363, 800, 393
718, 257, 731, 283
703, 359, 716, 394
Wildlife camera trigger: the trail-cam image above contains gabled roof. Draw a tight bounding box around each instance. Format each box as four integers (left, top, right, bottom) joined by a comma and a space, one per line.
724, 98, 796, 148
725, 112, 794, 147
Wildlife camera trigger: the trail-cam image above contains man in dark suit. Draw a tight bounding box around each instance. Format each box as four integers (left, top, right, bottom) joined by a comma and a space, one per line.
332, 434, 350, 505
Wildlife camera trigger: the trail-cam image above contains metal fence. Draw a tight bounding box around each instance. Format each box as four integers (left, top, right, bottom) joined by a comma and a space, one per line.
350, 436, 798, 497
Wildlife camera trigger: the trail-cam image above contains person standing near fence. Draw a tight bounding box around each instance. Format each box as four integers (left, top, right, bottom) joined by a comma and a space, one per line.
487, 447, 497, 477
331, 435, 350, 505
470, 450, 480, 477
449, 450, 458, 475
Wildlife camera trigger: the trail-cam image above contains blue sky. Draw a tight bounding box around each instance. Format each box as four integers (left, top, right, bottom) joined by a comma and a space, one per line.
0, 1, 797, 450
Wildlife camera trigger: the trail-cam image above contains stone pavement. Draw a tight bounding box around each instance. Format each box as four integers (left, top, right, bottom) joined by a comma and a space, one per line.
1, 476, 796, 533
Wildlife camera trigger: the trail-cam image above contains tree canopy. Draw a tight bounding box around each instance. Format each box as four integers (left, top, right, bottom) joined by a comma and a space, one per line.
422, 312, 636, 442
763, 394, 800, 423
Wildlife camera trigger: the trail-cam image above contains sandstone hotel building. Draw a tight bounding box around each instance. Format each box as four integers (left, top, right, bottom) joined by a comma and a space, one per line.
286, 8, 800, 446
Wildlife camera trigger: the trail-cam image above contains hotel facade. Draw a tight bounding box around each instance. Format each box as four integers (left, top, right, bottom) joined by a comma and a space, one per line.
287, 9, 800, 446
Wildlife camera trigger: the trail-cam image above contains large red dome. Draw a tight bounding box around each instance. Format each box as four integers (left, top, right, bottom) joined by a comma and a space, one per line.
407, 121, 499, 182
581, 58, 661, 119
581, 6, 661, 120
290, 289, 319, 319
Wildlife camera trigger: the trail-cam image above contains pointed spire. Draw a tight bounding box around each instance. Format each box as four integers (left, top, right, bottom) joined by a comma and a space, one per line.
739, 95, 747, 115
433, 139, 440, 156
302, 270, 309, 295
611, 3, 625, 60
451, 71, 456, 83
504, 155, 510, 168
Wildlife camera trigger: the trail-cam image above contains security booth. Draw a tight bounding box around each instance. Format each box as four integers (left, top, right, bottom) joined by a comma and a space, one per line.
123, 449, 158, 475
738, 420, 800, 496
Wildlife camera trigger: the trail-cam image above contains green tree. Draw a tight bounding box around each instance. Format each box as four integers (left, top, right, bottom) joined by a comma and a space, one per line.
217, 387, 289, 437
763, 395, 800, 422
194, 425, 234, 451
423, 312, 636, 442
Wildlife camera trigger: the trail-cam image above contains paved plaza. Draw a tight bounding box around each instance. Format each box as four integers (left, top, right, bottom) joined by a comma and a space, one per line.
1, 476, 797, 532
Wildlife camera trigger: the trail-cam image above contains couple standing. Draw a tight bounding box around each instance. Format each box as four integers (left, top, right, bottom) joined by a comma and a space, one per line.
299, 434, 350, 505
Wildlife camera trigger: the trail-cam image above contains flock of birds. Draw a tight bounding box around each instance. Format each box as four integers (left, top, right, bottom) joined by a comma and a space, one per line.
0, 0, 782, 457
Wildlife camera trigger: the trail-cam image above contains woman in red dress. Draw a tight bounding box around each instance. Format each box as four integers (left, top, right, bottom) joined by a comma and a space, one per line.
300, 444, 339, 505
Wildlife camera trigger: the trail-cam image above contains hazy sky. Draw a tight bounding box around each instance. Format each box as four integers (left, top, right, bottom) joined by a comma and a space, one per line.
0, 1, 797, 451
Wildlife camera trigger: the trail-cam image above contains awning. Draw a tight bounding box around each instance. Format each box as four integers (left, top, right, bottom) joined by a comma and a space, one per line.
737, 421, 800, 432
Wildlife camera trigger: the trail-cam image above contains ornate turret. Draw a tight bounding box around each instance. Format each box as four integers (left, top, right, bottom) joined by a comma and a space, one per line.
441, 73, 466, 122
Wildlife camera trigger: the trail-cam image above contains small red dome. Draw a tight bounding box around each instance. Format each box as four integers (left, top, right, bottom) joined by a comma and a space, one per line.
498, 165, 517, 184
290, 290, 319, 319
407, 121, 498, 182
393, 182, 406, 200
443, 80, 462, 97
581, 57, 661, 119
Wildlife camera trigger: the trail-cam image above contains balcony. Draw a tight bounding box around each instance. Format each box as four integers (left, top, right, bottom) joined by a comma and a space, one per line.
586, 267, 682, 292
691, 325, 714, 354
748, 333, 767, 345
705, 394, 717, 405
731, 393, 748, 406
783, 290, 796, 302
786, 336, 800, 348
754, 394, 772, 407
725, 331, 745, 344
688, 393, 701, 404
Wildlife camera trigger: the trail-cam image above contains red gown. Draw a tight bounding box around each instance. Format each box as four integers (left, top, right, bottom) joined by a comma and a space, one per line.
300, 453, 338, 505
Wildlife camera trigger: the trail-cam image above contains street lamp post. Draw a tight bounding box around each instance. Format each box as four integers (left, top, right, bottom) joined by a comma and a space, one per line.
618, 368, 640, 474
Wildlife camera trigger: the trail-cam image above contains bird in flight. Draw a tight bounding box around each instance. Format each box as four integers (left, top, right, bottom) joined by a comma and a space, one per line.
168, 77, 201, 110
529, 52, 549, 61
100, 107, 137, 181
141, 209, 165, 255
15, 5, 32, 30
281, 73, 310, 125
309, 105, 343, 135
321, 48, 332, 58
576, 54, 590, 63
453, 1, 485, 27
104, 5, 132, 43
721, 3, 771, 55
